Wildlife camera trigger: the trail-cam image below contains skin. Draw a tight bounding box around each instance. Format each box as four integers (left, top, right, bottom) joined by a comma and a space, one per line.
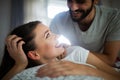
3, 23, 120, 80
29, 23, 65, 64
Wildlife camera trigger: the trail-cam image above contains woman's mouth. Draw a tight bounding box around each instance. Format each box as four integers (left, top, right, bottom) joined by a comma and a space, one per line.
56, 35, 71, 47
55, 42, 62, 48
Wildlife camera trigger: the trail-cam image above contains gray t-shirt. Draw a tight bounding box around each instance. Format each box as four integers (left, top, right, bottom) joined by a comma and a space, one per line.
50, 5, 120, 52
11, 46, 101, 80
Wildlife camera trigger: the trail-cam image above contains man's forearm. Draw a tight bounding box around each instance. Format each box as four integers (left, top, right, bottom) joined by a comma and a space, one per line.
91, 52, 115, 66
93, 68, 119, 80
83, 64, 119, 80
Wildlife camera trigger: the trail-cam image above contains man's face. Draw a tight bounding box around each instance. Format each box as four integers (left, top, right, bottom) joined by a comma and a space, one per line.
67, 0, 94, 22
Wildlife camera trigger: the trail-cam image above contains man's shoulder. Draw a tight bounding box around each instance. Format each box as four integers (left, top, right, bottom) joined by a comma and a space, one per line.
95, 5, 120, 23
96, 5, 120, 14
50, 10, 72, 26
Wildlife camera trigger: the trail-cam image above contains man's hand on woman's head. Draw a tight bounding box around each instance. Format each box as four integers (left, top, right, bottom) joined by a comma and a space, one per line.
6, 35, 28, 67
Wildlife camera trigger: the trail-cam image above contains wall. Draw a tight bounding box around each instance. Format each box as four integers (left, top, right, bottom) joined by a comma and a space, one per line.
0, 0, 11, 64
24, 0, 49, 25
102, 0, 120, 8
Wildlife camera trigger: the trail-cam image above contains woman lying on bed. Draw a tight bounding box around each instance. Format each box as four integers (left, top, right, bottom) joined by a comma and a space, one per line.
0, 21, 120, 80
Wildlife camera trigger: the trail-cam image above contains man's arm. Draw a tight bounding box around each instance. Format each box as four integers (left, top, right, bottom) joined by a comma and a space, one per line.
92, 41, 120, 66
36, 60, 120, 80
87, 51, 120, 78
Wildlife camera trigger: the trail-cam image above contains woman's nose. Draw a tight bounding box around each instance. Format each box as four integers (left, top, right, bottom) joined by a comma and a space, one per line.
55, 34, 59, 39
51, 33, 58, 39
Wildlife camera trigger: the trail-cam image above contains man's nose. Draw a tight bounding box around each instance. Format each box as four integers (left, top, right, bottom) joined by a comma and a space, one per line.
70, 3, 79, 11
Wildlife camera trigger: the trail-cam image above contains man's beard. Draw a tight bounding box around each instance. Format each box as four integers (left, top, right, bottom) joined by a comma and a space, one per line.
69, 3, 94, 22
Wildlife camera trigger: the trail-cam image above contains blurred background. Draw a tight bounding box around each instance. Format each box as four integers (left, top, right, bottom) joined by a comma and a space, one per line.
0, 0, 120, 64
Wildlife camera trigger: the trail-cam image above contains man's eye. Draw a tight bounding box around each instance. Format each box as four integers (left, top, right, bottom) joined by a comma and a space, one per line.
67, 0, 72, 2
46, 33, 50, 39
76, 0, 85, 4
68, 0, 85, 4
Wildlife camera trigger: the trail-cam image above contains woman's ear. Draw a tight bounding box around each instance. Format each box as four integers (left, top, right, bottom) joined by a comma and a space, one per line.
27, 51, 40, 60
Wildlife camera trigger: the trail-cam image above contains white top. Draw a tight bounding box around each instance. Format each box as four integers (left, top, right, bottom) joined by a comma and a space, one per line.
50, 5, 120, 52
64, 46, 89, 64
11, 46, 100, 80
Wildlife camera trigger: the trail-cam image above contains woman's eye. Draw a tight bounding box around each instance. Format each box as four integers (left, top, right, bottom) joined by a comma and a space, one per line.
46, 33, 50, 39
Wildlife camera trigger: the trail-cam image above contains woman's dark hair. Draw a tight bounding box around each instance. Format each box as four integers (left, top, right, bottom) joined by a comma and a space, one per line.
0, 21, 41, 79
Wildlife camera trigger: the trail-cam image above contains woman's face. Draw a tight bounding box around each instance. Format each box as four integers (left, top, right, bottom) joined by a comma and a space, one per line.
33, 23, 65, 63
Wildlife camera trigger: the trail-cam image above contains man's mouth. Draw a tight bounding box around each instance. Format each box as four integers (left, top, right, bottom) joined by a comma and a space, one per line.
72, 11, 82, 14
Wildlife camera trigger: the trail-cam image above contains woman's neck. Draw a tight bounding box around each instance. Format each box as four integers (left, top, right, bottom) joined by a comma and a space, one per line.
57, 48, 67, 60
38, 48, 68, 64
